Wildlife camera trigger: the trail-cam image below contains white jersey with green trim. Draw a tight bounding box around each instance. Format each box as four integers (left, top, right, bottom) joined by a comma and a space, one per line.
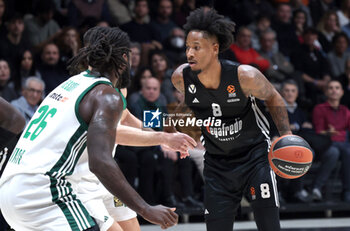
0, 72, 113, 186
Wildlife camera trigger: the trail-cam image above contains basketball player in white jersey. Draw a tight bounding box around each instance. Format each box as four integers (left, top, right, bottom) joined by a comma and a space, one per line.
72, 87, 196, 231
65, 26, 195, 231
0, 27, 178, 231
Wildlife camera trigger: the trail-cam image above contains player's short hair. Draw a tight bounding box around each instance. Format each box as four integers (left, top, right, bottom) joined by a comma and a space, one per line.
183, 7, 235, 53
68, 26, 131, 88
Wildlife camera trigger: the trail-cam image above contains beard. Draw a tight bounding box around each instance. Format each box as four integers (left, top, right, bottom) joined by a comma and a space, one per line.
116, 64, 131, 89
190, 69, 202, 75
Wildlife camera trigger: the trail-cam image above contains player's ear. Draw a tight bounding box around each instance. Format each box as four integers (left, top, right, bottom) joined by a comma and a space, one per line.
213, 43, 219, 56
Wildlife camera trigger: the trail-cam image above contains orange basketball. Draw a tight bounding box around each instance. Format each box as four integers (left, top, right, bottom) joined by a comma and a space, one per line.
268, 135, 313, 179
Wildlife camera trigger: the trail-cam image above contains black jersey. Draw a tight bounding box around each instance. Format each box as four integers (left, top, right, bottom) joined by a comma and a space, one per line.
183, 60, 270, 159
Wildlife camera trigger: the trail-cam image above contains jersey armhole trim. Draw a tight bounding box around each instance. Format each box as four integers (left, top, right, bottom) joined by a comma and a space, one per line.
75, 81, 113, 129
115, 88, 127, 110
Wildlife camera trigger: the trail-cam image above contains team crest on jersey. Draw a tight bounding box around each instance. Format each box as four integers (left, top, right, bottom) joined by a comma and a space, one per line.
188, 84, 196, 94
113, 197, 124, 207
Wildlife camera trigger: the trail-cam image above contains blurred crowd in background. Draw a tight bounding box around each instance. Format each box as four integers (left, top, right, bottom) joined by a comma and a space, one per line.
1, 0, 350, 225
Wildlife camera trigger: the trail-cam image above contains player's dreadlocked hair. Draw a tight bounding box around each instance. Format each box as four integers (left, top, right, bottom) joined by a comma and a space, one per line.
68, 26, 131, 88
183, 8, 235, 53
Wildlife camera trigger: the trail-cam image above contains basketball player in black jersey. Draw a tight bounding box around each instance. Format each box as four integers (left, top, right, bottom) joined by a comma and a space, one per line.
172, 8, 292, 231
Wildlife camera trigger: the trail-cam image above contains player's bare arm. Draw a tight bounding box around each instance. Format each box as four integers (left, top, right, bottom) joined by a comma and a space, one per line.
238, 65, 292, 136
116, 124, 196, 153
166, 63, 188, 132
80, 84, 178, 229
117, 87, 196, 151
0, 97, 26, 150
119, 88, 153, 131
171, 64, 187, 94
0, 97, 25, 134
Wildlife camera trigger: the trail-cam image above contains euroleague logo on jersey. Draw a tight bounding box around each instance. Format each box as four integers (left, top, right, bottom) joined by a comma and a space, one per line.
227, 85, 235, 93
227, 85, 240, 103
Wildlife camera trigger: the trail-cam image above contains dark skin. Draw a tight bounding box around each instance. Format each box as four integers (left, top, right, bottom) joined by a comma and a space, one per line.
0, 97, 25, 134
79, 74, 178, 229
172, 30, 292, 137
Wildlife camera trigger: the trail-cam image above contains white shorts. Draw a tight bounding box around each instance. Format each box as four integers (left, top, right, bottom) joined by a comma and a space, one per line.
82, 198, 114, 231
76, 179, 137, 229
0, 174, 97, 231
103, 193, 137, 222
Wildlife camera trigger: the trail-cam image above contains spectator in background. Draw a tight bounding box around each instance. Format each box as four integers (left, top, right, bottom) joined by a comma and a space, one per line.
119, 77, 176, 206
230, 26, 270, 73
337, 0, 350, 27
107, 0, 135, 26
290, 0, 313, 26
53, 0, 70, 27
163, 27, 186, 67
11, 77, 44, 124
127, 77, 189, 209
328, 32, 350, 77
52, 27, 82, 67
292, 9, 308, 44
0, 0, 7, 36
259, 29, 294, 90
291, 28, 331, 105
338, 59, 350, 108
150, 0, 177, 43
312, 80, 350, 202
96, 20, 110, 27
128, 66, 153, 95
271, 3, 300, 58
120, 0, 162, 66
229, 0, 274, 27
317, 11, 341, 53
68, 0, 111, 27
120, 0, 158, 43
172, 0, 195, 27
0, 60, 16, 101
0, 13, 29, 71
128, 76, 167, 119
309, 0, 336, 26
24, 0, 60, 47
130, 42, 142, 79
279, 80, 311, 203
247, 15, 274, 51
281, 80, 331, 156
37, 42, 68, 94
13, 49, 41, 94
149, 49, 175, 104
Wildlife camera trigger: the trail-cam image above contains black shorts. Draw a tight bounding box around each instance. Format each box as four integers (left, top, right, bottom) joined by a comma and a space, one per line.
203, 141, 279, 222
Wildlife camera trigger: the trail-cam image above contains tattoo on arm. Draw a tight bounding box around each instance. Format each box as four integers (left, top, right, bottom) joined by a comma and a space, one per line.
266, 99, 292, 136
238, 65, 291, 136
165, 64, 189, 133
238, 65, 274, 99
171, 64, 187, 94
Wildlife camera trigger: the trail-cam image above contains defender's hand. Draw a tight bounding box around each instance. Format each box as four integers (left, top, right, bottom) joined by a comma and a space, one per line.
141, 205, 178, 229
163, 132, 197, 154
